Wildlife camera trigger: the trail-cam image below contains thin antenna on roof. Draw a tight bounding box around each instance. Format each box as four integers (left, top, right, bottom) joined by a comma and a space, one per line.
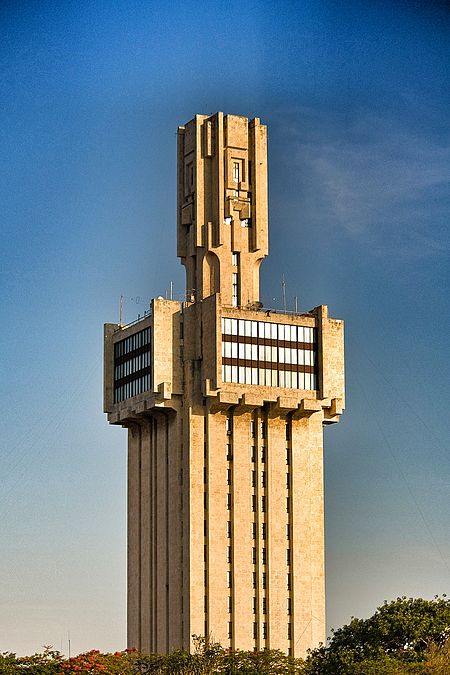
119, 295, 123, 326
294, 295, 298, 313
170, 281, 173, 300
282, 276, 286, 312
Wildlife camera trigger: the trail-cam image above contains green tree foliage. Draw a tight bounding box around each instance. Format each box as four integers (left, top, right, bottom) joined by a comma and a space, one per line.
133, 636, 303, 674
303, 596, 450, 675
423, 638, 450, 675
1, 598, 449, 674
0, 647, 63, 674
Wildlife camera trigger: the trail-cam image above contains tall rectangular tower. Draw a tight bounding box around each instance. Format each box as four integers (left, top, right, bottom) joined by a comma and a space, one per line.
103, 113, 345, 658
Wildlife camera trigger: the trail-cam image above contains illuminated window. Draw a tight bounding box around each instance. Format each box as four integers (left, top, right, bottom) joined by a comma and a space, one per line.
220, 318, 317, 390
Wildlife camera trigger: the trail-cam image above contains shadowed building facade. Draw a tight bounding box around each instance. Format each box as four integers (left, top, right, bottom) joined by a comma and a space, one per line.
103, 112, 345, 658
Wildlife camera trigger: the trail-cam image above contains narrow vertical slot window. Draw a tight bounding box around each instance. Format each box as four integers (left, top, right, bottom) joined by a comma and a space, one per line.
232, 272, 239, 307
233, 161, 240, 183
226, 416, 232, 435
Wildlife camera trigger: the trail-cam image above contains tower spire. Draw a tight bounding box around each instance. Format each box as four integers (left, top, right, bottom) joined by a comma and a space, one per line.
177, 113, 268, 306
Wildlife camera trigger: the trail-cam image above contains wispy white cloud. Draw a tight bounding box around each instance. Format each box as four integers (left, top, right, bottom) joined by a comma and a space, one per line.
277, 107, 450, 259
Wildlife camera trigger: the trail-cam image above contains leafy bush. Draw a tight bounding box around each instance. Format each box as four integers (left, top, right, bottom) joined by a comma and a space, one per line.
303, 596, 450, 675
1, 598, 449, 674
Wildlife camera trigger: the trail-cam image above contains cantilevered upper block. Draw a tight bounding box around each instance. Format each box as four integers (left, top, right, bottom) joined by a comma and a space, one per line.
177, 113, 268, 307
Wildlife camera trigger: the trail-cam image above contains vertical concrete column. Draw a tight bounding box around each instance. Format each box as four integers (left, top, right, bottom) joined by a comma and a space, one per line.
206, 409, 229, 645
167, 410, 183, 651
181, 410, 190, 649
154, 413, 169, 652
188, 408, 205, 644
309, 414, 326, 649
250, 119, 268, 256
139, 420, 152, 652
290, 413, 325, 658
255, 410, 263, 651
232, 410, 254, 650
266, 412, 288, 653
150, 416, 157, 651
127, 423, 141, 650
214, 112, 225, 248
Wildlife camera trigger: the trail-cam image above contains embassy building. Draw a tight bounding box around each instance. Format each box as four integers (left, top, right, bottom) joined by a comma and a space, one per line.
103, 113, 345, 658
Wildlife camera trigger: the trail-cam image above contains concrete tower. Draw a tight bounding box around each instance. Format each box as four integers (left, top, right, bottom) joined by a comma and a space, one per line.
103, 113, 345, 658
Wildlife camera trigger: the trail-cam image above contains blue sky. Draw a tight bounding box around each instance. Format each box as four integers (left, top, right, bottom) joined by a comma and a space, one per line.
1, 0, 449, 657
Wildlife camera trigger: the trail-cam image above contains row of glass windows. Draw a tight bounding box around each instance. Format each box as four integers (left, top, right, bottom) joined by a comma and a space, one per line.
222, 341, 316, 365
222, 365, 317, 390
222, 317, 316, 344
114, 327, 150, 358
114, 351, 151, 381
114, 374, 151, 403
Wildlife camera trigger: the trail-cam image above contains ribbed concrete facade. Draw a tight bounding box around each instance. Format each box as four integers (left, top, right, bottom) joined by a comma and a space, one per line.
103, 113, 345, 657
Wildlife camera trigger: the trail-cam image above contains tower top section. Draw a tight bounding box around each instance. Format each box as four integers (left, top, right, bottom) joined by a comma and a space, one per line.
177, 113, 268, 308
